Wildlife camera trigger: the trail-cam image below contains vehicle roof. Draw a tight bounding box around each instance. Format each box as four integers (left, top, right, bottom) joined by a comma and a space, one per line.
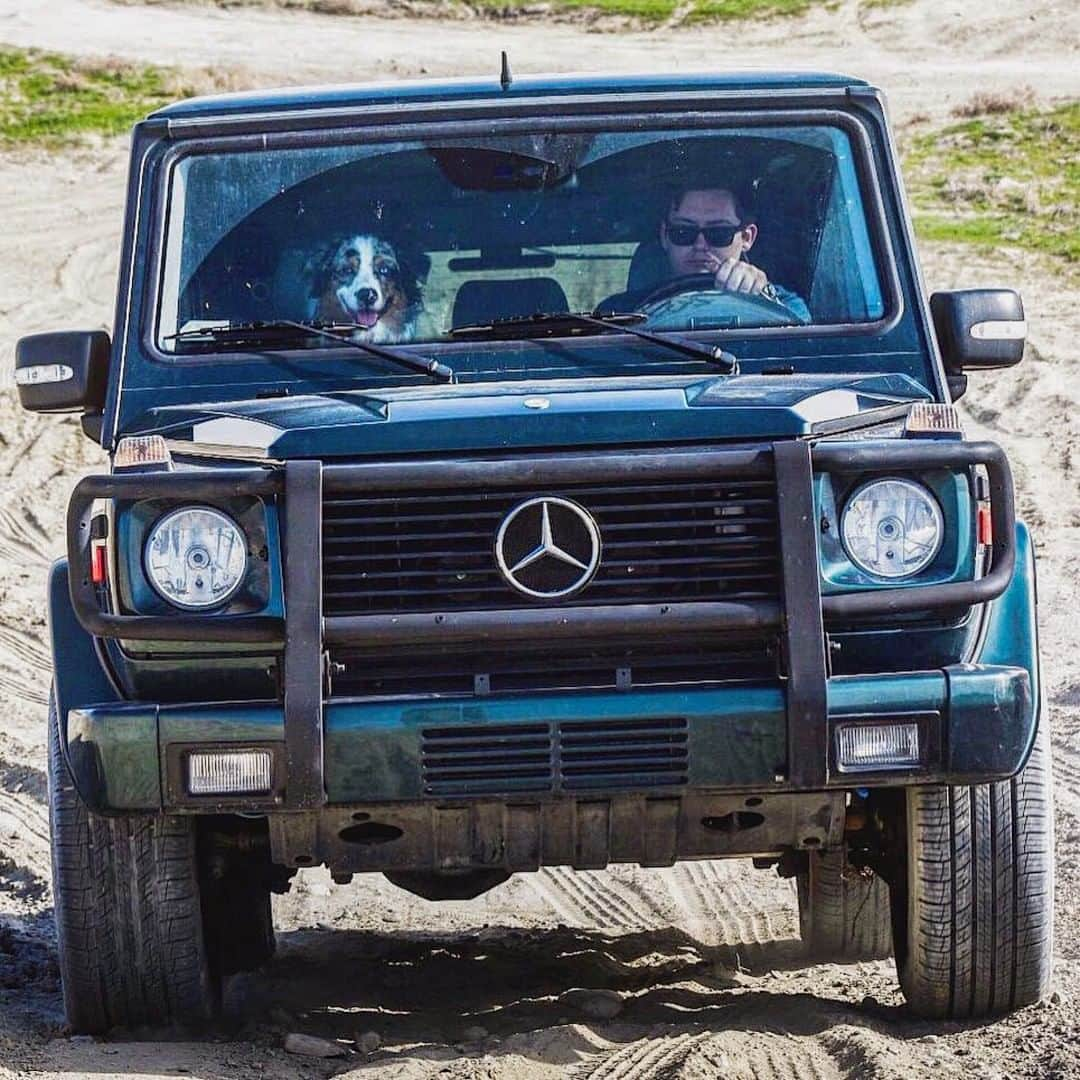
149, 70, 871, 121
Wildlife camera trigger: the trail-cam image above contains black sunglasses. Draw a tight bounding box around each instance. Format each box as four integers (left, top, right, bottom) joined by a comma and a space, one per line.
665, 222, 743, 247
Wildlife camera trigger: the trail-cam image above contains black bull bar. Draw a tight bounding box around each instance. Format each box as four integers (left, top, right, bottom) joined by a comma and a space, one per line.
67, 440, 1016, 806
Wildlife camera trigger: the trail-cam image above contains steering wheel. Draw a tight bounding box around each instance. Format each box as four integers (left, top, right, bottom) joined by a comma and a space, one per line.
636, 273, 803, 327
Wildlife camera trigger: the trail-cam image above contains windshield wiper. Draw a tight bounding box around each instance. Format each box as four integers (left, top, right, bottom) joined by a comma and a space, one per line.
167, 319, 455, 383
450, 311, 738, 374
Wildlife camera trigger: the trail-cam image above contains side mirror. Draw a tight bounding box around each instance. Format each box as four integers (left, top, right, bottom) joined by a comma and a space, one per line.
15, 330, 110, 414
930, 289, 1025, 402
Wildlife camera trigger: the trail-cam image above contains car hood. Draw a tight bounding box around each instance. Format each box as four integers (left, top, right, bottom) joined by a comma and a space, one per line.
136, 372, 932, 459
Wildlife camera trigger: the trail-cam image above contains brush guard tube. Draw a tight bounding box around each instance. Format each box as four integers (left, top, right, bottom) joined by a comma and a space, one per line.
66, 440, 1018, 809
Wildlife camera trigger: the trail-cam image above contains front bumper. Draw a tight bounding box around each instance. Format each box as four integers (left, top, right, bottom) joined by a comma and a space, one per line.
66, 659, 1034, 871
69, 662, 1033, 806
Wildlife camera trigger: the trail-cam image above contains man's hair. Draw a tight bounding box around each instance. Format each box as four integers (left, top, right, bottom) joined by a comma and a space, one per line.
664, 183, 758, 226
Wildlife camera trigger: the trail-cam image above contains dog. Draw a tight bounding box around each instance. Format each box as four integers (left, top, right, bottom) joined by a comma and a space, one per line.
306, 234, 428, 344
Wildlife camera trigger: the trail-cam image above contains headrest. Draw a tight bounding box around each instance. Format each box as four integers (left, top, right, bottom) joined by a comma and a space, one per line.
626, 240, 669, 294
452, 277, 569, 329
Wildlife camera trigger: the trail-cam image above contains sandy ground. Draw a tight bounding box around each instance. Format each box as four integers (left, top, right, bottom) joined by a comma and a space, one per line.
0, 1, 1078, 1076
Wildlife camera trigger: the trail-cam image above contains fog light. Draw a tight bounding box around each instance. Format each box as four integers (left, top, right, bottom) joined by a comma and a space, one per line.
187, 749, 272, 795
835, 723, 920, 772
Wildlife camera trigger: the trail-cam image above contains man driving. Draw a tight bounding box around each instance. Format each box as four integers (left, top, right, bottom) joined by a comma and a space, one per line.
601, 186, 811, 324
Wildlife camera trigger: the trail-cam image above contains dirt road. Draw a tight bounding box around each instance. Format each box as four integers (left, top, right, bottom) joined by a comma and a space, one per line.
1, 2, 1078, 1076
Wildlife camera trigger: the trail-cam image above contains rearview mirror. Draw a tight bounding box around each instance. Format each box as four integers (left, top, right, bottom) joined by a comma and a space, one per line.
15, 330, 110, 414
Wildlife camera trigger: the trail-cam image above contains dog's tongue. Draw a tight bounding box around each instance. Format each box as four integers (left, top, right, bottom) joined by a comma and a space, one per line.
354, 310, 379, 329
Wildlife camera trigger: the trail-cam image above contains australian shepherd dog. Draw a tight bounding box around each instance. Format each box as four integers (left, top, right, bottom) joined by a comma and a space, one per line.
307, 234, 428, 344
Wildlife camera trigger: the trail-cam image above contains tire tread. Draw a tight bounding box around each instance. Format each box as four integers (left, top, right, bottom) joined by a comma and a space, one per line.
48, 694, 218, 1032
898, 723, 1053, 1019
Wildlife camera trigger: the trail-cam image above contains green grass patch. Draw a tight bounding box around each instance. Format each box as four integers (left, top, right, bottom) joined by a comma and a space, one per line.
0, 46, 221, 147
903, 100, 1080, 265
470, 0, 681, 18
454, 0, 819, 20
687, 0, 810, 23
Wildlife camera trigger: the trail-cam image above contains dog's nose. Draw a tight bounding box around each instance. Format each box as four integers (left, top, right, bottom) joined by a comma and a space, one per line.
357, 288, 378, 307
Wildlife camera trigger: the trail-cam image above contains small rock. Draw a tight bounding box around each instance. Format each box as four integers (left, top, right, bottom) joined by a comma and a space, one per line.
558, 988, 624, 1020
1050, 990, 1064, 1006
355, 1031, 382, 1054
461, 1025, 489, 1042
919, 1035, 941, 1045
68, 1035, 95, 1044
859, 995, 879, 1011
284, 1033, 347, 1059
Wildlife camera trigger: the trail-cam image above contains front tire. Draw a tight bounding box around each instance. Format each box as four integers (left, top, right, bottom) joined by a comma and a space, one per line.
48, 693, 220, 1032
893, 723, 1054, 1018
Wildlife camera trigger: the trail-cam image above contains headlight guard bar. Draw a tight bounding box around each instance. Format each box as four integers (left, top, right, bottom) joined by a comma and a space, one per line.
67, 440, 1015, 645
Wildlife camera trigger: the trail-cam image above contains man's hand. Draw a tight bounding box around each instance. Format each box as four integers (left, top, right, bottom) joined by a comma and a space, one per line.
707, 254, 769, 296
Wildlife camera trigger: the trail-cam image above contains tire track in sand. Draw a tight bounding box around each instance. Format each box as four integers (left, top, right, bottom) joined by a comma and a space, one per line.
1050, 738, 1080, 820
579, 1030, 843, 1080
576, 1032, 713, 1079
0, 744, 51, 911
529, 867, 669, 930
661, 859, 797, 947
0, 506, 56, 569
0, 786, 50, 868
0, 621, 52, 708
0, 624, 52, 675
720, 1032, 840, 1080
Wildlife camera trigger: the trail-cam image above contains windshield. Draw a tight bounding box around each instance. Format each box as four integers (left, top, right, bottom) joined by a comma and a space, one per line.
158, 123, 888, 362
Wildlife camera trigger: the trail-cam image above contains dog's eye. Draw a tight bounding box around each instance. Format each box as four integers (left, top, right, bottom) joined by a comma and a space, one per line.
375, 264, 394, 279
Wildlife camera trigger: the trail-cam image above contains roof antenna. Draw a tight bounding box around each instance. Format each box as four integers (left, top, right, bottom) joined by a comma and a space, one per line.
500, 51, 513, 91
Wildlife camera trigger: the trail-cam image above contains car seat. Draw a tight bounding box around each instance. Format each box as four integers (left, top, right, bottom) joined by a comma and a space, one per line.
451, 277, 570, 329
625, 240, 670, 295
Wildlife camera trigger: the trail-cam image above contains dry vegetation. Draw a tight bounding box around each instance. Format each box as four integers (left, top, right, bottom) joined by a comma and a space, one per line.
108, 0, 907, 28
904, 90, 1079, 268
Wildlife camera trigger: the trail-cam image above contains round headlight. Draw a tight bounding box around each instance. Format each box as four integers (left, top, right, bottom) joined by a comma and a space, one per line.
840, 478, 943, 579
144, 506, 248, 610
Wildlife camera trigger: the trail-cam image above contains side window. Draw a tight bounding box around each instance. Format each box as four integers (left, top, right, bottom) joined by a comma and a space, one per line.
808, 142, 885, 322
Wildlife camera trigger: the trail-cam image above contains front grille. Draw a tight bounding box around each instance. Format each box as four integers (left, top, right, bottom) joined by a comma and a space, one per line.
322, 477, 780, 615
559, 717, 689, 790
422, 723, 553, 796
421, 716, 689, 796
329, 639, 776, 699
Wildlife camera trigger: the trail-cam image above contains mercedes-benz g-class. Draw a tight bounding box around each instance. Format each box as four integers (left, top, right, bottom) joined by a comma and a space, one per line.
17, 70, 1051, 1031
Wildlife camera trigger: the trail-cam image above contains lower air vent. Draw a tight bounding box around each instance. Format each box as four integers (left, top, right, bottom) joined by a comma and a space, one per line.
420, 717, 689, 796
422, 723, 552, 796
559, 717, 689, 790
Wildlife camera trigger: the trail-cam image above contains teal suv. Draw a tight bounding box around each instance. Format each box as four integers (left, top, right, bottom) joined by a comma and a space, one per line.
17, 71, 1051, 1031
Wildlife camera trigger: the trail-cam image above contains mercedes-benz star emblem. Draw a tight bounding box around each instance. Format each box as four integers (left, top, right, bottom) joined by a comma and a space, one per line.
495, 497, 601, 599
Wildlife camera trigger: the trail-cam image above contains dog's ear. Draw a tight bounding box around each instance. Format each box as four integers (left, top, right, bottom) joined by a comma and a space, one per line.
301, 240, 340, 298
412, 250, 432, 285
398, 247, 431, 304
